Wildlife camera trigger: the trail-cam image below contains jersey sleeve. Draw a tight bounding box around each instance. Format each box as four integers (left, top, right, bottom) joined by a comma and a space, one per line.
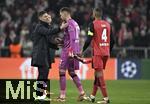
68, 24, 76, 50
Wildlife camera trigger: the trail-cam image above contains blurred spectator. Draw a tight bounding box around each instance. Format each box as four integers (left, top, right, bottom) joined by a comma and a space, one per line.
118, 22, 133, 47
9, 36, 22, 58
4, 34, 12, 47
0, 0, 149, 57
133, 26, 141, 46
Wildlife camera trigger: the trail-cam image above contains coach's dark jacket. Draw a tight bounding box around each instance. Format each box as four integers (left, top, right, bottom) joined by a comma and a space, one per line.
30, 21, 60, 68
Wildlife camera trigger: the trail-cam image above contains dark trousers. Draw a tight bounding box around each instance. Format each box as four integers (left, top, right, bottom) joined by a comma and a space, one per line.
38, 66, 49, 80
36, 66, 50, 96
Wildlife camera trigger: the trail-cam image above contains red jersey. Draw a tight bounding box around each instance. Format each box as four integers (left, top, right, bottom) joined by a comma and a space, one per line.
92, 19, 111, 56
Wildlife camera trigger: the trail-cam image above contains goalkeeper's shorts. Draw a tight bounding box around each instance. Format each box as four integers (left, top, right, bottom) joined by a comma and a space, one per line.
59, 55, 79, 70
92, 55, 108, 70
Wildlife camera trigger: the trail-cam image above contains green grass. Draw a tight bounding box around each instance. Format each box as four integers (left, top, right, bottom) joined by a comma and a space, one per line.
50, 80, 150, 104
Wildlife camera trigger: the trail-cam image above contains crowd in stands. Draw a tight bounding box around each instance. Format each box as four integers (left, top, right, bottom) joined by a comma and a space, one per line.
0, 0, 149, 57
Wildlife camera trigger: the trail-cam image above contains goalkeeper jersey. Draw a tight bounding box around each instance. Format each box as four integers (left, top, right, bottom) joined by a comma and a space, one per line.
62, 19, 80, 54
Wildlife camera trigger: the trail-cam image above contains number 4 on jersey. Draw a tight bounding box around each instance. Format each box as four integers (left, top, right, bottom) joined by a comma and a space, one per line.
102, 28, 107, 42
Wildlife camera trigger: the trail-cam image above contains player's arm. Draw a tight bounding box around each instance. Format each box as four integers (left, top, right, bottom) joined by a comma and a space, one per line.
82, 23, 94, 53
37, 23, 68, 36
37, 24, 61, 36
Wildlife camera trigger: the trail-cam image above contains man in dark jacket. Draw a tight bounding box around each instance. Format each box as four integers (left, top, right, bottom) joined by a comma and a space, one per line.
30, 11, 67, 99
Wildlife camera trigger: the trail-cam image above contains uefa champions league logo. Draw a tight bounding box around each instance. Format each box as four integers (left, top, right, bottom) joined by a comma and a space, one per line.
121, 61, 137, 78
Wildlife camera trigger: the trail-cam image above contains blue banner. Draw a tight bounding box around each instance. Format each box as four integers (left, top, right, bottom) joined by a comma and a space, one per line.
117, 59, 141, 79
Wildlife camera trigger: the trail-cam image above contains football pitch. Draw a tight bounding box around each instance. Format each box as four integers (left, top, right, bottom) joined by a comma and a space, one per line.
50, 80, 150, 104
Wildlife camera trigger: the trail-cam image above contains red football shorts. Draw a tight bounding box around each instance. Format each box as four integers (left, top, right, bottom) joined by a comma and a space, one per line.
92, 55, 108, 70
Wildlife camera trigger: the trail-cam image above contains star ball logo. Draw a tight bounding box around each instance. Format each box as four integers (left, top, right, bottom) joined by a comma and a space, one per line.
0, 79, 50, 104
121, 61, 137, 78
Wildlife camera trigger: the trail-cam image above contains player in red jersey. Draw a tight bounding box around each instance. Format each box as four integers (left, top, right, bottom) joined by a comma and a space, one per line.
81, 8, 114, 104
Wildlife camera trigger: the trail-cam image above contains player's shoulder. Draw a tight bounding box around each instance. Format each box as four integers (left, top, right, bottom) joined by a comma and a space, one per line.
98, 20, 111, 29
101, 20, 110, 26
93, 19, 110, 25
68, 19, 77, 25
68, 19, 79, 29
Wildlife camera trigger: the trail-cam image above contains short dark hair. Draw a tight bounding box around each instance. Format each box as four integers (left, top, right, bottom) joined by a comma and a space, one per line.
60, 7, 71, 14
38, 11, 47, 17
93, 8, 102, 17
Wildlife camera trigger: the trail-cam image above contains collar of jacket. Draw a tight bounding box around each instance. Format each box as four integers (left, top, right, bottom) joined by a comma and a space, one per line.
39, 20, 49, 28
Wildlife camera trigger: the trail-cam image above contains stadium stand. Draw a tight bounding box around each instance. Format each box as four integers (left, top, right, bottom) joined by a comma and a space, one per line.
0, 0, 149, 58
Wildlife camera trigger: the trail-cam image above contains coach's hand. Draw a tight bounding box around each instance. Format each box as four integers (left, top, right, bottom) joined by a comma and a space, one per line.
60, 22, 68, 30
